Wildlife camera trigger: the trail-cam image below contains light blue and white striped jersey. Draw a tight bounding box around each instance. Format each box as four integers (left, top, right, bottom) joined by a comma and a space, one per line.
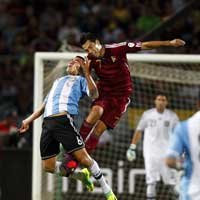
44, 75, 89, 117
167, 111, 200, 200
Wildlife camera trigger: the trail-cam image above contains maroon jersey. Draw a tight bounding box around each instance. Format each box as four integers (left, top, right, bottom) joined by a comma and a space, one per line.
89, 41, 142, 97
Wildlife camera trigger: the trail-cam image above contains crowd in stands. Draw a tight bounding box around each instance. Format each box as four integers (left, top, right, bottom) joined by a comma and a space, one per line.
0, 0, 199, 148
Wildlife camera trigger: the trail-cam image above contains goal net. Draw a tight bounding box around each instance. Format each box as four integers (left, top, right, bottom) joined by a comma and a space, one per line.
33, 52, 200, 200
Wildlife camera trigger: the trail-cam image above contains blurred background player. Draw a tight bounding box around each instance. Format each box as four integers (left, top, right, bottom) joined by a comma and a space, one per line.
166, 94, 200, 200
77, 32, 185, 156
126, 93, 179, 200
19, 56, 117, 200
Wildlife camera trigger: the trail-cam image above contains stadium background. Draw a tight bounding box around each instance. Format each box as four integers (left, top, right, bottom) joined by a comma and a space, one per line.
0, 0, 199, 199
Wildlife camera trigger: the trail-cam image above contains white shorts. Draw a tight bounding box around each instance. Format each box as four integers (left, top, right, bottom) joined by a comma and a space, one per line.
144, 156, 178, 185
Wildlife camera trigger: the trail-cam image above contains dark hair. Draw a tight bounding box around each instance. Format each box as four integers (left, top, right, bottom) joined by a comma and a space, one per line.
76, 55, 84, 61
80, 32, 97, 45
75, 56, 85, 76
155, 91, 167, 98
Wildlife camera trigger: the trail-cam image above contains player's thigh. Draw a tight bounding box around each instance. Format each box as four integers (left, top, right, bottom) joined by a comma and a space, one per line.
100, 96, 130, 129
86, 105, 104, 124
40, 119, 60, 160
42, 156, 56, 172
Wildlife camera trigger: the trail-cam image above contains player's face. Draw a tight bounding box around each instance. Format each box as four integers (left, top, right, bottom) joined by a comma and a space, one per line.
82, 40, 102, 58
67, 57, 82, 75
155, 95, 168, 112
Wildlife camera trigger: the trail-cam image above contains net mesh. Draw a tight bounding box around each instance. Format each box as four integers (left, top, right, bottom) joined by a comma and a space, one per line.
37, 54, 200, 200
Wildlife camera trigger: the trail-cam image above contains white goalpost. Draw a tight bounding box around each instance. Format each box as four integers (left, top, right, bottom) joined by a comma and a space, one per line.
33, 52, 200, 200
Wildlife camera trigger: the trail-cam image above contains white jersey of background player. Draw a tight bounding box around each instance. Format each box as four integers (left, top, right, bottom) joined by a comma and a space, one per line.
166, 110, 200, 200
127, 93, 179, 199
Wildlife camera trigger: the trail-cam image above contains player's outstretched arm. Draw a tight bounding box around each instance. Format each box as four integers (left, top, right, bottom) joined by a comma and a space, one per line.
19, 103, 45, 133
82, 57, 99, 99
141, 39, 185, 50
126, 130, 142, 162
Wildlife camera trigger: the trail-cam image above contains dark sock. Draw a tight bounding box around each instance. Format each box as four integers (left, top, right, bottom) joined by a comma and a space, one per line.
85, 133, 99, 154
80, 120, 94, 141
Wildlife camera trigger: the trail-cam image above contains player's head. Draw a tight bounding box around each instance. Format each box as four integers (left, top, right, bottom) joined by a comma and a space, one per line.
80, 32, 103, 58
67, 56, 84, 75
154, 92, 168, 112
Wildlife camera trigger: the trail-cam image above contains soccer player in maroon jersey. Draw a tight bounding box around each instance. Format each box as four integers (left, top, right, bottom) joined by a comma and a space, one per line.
64, 33, 185, 177
78, 32, 185, 154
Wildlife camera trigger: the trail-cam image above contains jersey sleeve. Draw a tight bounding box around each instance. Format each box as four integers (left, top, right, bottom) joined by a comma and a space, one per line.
80, 77, 89, 96
106, 41, 142, 55
136, 112, 147, 131
167, 122, 185, 158
125, 41, 142, 53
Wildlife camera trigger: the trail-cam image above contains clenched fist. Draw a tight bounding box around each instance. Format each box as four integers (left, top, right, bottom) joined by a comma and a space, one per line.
170, 39, 185, 47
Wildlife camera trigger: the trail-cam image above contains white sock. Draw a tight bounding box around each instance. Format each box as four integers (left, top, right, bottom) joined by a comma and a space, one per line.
89, 160, 111, 194
55, 161, 62, 174
147, 183, 156, 199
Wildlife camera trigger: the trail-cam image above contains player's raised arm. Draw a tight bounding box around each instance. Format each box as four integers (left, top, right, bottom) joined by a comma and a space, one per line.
81, 57, 99, 99
141, 39, 185, 50
19, 103, 45, 133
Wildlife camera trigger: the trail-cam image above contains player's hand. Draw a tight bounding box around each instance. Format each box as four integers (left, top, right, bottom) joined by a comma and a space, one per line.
126, 144, 137, 162
19, 120, 29, 133
170, 39, 185, 47
81, 57, 91, 75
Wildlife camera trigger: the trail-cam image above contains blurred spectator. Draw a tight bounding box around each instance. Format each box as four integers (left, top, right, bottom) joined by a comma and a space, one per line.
0, 110, 18, 147
136, 5, 161, 33
111, 0, 131, 28
58, 17, 80, 44
102, 20, 124, 43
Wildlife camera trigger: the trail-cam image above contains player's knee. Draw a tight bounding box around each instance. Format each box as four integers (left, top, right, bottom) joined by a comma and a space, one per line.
87, 106, 103, 123
92, 106, 103, 116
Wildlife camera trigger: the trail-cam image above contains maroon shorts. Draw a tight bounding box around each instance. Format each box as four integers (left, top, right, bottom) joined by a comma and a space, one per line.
92, 96, 130, 129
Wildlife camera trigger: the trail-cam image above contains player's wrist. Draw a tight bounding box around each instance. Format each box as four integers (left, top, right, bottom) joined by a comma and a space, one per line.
130, 143, 137, 150
164, 40, 171, 46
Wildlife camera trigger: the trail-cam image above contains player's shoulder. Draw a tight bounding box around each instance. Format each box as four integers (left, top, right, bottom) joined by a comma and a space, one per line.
190, 111, 200, 120
105, 42, 127, 49
143, 108, 155, 115
165, 109, 177, 116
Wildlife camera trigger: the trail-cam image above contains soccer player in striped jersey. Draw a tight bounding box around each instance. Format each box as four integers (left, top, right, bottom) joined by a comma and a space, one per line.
78, 32, 185, 156
126, 93, 180, 199
166, 103, 200, 200
19, 56, 117, 200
